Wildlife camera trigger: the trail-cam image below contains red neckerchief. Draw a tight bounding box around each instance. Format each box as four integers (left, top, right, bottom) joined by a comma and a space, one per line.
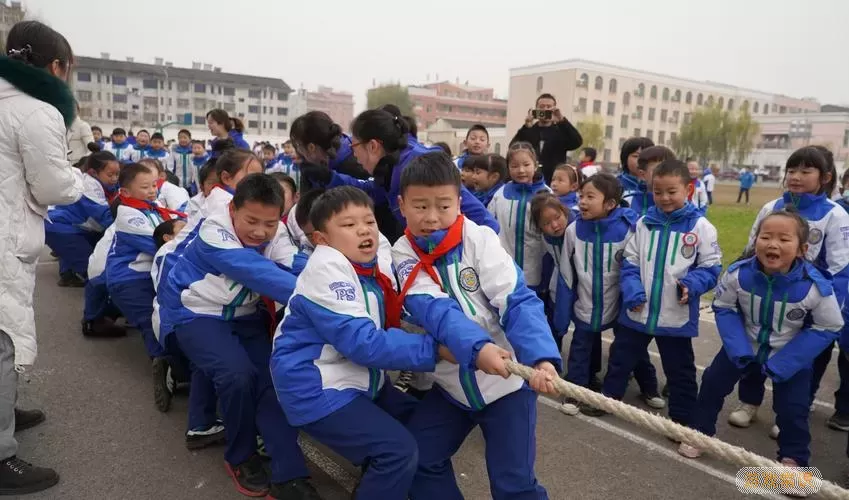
155, 178, 165, 193
397, 215, 465, 306
281, 213, 288, 225
118, 194, 186, 221
687, 179, 697, 201
579, 161, 594, 169
351, 261, 401, 328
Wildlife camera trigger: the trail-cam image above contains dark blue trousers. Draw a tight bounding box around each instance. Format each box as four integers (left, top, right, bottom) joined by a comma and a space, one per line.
565, 325, 602, 387
302, 386, 419, 500
45, 231, 100, 277
175, 315, 308, 483
83, 275, 120, 322
108, 279, 165, 358
603, 325, 697, 426
694, 348, 812, 465
407, 386, 547, 500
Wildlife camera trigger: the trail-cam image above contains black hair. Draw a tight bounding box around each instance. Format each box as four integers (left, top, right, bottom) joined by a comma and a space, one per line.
151, 132, 164, 141
197, 164, 217, 187
467, 154, 508, 184
153, 220, 181, 249
466, 124, 489, 140
137, 129, 150, 138
91, 126, 102, 134
638, 146, 677, 170
351, 109, 409, 155
581, 147, 597, 162
212, 148, 258, 181
5, 21, 73, 70
232, 173, 285, 215
87, 142, 101, 153
269, 172, 297, 196
580, 172, 623, 205
191, 139, 206, 147
177, 129, 191, 138
296, 188, 327, 229
165, 171, 180, 186
206, 108, 245, 133
811, 145, 837, 196
620, 137, 655, 172
736, 207, 810, 263
118, 163, 154, 188
652, 159, 691, 185
262, 143, 277, 153
530, 192, 569, 231
283, 140, 292, 146
112, 127, 126, 137
289, 111, 343, 158
400, 152, 461, 196
784, 146, 830, 195
841, 167, 849, 189
85, 151, 118, 173
434, 142, 452, 156
139, 157, 164, 173
309, 186, 375, 233
507, 141, 538, 165
535, 93, 557, 106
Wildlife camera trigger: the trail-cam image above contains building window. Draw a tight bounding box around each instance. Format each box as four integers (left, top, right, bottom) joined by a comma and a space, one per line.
650, 86, 657, 99
223, 103, 236, 112
844, 129, 849, 147
113, 94, 127, 103
619, 137, 626, 150
578, 73, 589, 88
697, 93, 703, 105
658, 131, 666, 144
647, 129, 654, 141
98, 109, 102, 118
672, 110, 680, 123
223, 87, 235, 96
636, 83, 645, 97
142, 79, 157, 89
685, 91, 692, 104
607, 102, 615, 116
143, 113, 157, 123
779, 105, 787, 114
248, 89, 262, 99
248, 105, 259, 113
753, 102, 759, 114
648, 108, 655, 121
177, 98, 189, 108
77, 72, 91, 82
634, 128, 641, 137
277, 107, 288, 116
113, 111, 128, 120
706, 96, 714, 106
278, 92, 288, 101
592, 100, 602, 114
143, 96, 157, 106
159, 97, 164, 105
717, 97, 724, 109
76, 90, 92, 102
604, 125, 613, 139
536, 76, 543, 93
635, 105, 643, 119
194, 83, 206, 93
248, 120, 259, 128
168, 98, 172, 106
107, 110, 112, 119
578, 98, 587, 113
603, 149, 611, 162
194, 99, 207, 111
210, 85, 215, 94
620, 114, 628, 128
609, 78, 617, 94
97, 91, 101, 101
660, 109, 668, 122
494, 143, 501, 154
594, 76, 603, 90
96, 74, 101, 83
684, 112, 692, 124
673, 90, 681, 102
662, 88, 670, 101
728, 98, 734, 111
106, 75, 110, 84
113, 75, 127, 86
277, 121, 288, 130
177, 82, 189, 92
623, 92, 631, 106
168, 81, 172, 90
263, 90, 267, 98
194, 115, 205, 125
670, 132, 677, 145
262, 106, 267, 114
764, 104, 769, 115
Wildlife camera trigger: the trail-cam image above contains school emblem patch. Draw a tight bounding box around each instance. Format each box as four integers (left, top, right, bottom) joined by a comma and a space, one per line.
614, 249, 625, 263
397, 259, 417, 283
459, 267, 480, 292
680, 245, 696, 259
127, 216, 146, 228
217, 228, 236, 243
681, 232, 699, 247
329, 281, 356, 301
786, 308, 806, 321
809, 228, 823, 245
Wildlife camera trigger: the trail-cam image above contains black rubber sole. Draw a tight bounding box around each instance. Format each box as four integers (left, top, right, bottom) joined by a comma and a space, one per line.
0, 472, 59, 495
14, 413, 45, 433
152, 358, 171, 413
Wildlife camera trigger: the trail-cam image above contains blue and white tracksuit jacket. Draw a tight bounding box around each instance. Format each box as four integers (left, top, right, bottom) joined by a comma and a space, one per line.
690, 179, 708, 213
167, 145, 195, 190
45, 174, 114, 234
266, 154, 300, 186
619, 172, 653, 217
473, 182, 504, 208
156, 181, 190, 212
146, 148, 171, 168
392, 217, 562, 410
487, 180, 550, 288
746, 193, 849, 349
104, 141, 134, 164
270, 245, 439, 427
88, 225, 116, 284
619, 203, 723, 336
156, 211, 303, 342
713, 257, 843, 382
128, 144, 151, 163
554, 208, 638, 333
186, 193, 205, 220
106, 203, 178, 286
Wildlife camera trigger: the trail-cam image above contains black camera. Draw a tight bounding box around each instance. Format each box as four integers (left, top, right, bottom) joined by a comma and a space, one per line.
532, 109, 553, 120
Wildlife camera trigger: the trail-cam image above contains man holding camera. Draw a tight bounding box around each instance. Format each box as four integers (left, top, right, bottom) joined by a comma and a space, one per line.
510, 93, 583, 184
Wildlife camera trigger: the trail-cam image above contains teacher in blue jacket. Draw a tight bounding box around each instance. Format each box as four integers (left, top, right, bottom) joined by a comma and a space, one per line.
299, 108, 499, 240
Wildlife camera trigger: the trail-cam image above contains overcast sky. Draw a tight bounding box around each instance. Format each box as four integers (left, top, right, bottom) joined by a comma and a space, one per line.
21, 0, 849, 111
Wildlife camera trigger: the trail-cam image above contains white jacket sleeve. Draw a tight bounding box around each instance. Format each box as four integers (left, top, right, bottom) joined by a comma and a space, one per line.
20, 106, 82, 206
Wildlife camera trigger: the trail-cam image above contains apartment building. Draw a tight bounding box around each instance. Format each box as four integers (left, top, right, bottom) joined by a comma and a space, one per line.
407, 81, 507, 130
0, 1, 24, 49
508, 59, 819, 164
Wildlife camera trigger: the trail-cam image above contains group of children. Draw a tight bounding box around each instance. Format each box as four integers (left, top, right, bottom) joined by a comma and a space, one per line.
44, 102, 849, 498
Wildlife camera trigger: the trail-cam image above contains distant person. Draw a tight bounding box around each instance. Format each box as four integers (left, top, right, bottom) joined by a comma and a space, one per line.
454, 124, 489, 169
686, 160, 708, 213
703, 165, 717, 205
433, 141, 452, 156
510, 93, 583, 184
104, 127, 133, 163
91, 125, 105, 149
129, 129, 151, 163
737, 167, 754, 204
206, 108, 249, 153
66, 103, 95, 163
576, 147, 601, 178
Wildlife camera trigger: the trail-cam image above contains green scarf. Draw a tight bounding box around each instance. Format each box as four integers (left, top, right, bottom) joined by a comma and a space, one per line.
0, 56, 75, 127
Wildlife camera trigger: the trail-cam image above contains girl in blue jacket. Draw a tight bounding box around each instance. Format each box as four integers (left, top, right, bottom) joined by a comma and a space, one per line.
549, 163, 581, 215
679, 209, 843, 467
617, 137, 654, 216
45, 151, 118, 287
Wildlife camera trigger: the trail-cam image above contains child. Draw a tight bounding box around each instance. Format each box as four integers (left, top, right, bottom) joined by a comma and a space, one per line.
838, 169, 849, 213
392, 152, 561, 499
618, 137, 655, 216
737, 167, 754, 204
105, 127, 133, 164
138, 158, 190, 213
168, 129, 196, 192
433, 142, 452, 156
186, 164, 219, 220
191, 139, 210, 181
147, 132, 171, 167
686, 160, 709, 212
729, 146, 849, 436
488, 141, 550, 290
158, 174, 316, 498
91, 125, 105, 149
602, 159, 722, 428
289, 188, 326, 255
269, 172, 298, 223
465, 153, 507, 207
550, 163, 582, 215
577, 147, 601, 178
45, 152, 118, 287
679, 209, 843, 467
454, 124, 489, 169
261, 143, 277, 171
267, 141, 299, 183
129, 129, 151, 163
703, 165, 717, 205
105, 163, 186, 408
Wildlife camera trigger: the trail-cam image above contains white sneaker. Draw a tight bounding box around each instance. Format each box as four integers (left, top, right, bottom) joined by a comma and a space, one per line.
769, 424, 780, 440
728, 403, 759, 428
560, 398, 580, 416
678, 442, 702, 458
641, 393, 666, 409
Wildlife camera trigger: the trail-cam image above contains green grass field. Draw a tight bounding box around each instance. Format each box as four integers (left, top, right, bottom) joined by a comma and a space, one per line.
706, 205, 759, 269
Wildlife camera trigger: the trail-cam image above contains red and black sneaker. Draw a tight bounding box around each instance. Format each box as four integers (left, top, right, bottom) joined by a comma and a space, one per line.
225, 455, 269, 497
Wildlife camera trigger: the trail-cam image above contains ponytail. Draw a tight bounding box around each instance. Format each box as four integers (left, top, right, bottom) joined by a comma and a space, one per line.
351, 109, 408, 154
290, 111, 344, 159
230, 117, 245, 133
6, 21, 73, 70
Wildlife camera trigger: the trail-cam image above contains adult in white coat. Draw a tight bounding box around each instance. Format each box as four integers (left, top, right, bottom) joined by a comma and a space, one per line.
66, 103, 95, 165
0, 21, 82, 495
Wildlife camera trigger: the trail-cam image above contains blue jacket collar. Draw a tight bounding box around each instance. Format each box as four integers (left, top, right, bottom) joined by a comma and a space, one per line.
329, 135, 352, 170
558, 191, 578, 208
618, 172, 645, 191
742, 256, 829, 294
543, 234, 564, 247
192, 154, 209, 166
643, 202, 700, 226
147, 148, 167, 158
783, 191, 826, 210
503, 179, 548, 199
174, 145, 192, 154
576, 206, 636, 229
133, 143, 149, 152
474, 182, 504, 203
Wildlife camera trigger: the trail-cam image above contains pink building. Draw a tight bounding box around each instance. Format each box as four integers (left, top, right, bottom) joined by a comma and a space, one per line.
406, 81, 507, 130
305, 86, 355, 131
748, 112, 849, 172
